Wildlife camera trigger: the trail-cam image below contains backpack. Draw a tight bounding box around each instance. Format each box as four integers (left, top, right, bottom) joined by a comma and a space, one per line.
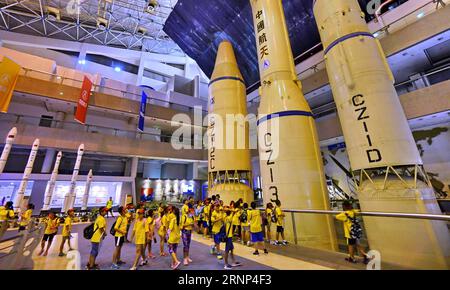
345, 213, 362, 239
271, 212, 277, 223
239, 209, 248, 223
110, 217, 123, 236
83, 223, 98, 240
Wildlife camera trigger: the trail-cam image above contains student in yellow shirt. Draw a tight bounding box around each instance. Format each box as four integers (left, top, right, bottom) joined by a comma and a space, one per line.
230, 201, 242, 240
111, 206, 128, 269
106, 197, 114, 218
124, 204, 134, 243
202, 199, 211, 238
18, 203, 34, 232
130, 209, 147, 270
58, 208, 75, 257
240, 203, 250, 245
336, 201, 371, 264
181, 207, 195, 266
274, 200, 288, 245
87, 207, 108, 270
0, 201, 15, 229
264, 203, 274, 244
38, 212, 60, 256
211, 204, 224, 257
157, 206, 168, 256
181, 199, 189, 217
168, 207, 181, 270
145, 209, 156, 259
223, 207, 242, 270
248, 202, 268, 255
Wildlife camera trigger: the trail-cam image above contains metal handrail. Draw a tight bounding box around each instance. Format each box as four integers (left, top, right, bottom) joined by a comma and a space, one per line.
268, 208, 450, 222
19, 67, 208, 113
1, 112, 203, 144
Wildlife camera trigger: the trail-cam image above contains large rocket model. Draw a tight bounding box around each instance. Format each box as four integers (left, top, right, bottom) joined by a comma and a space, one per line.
0, 127, 17, 174
62, 144, 84, 212
249, 0, 337, 250
313, 0, 450, 268
207, 41, 253, 205
42, 151, 63, 211
81, 169, 93, 211
14, 138, 39, 212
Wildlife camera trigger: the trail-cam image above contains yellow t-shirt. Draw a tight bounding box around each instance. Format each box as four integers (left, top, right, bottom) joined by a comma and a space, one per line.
158, 215, 167, 237
336, 209, 360, 239
181, 214, 195, 231
44, 218, 59, 235
114, 215, 128, 238
203, 205, 210, 221
248, 209, 262, 233
265, 208, 273, 224
19, 209, 33, 226
145, 216, 154, 235
133, 219, 146, 245
275, 207, 284, 226
91, 215, 106, 243
232, 208, 241, 226
106, 200, 113, 209
211, 210, 224, 234
168, 218, 181, 244
225, 215, 234, 238
0, 206, 14, 221
181, 204, 189, 217
62, 216, 72, 237
167, 212, 176, 222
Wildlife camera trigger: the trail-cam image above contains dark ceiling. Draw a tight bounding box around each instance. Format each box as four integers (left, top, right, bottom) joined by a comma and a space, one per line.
163, 0, 403, 91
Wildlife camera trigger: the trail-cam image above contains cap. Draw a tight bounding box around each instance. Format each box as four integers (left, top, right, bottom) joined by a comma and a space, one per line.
137, 209, 145, 214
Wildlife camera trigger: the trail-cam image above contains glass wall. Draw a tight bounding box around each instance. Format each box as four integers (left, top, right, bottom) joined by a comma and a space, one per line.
0, 180, 34, 205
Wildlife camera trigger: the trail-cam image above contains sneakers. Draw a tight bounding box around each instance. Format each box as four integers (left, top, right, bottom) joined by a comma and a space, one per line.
130, 266, 137, 270
58, 252, 65, 257
264, 249, 269, 254
363, 255, 373, 265
117, 260, 126, 265
224, 264, 233, 270
253, 250, 259, 256
171, 261, 181, 270
217, 255, 223, 260
183, 258, 189, 266
111, 263, 120, 270
345, 257, 357, 263
140, 260, 148, 266
231, 262, 242, 267
187, 257, 193, 263
282, 240, 288, 245
271, 240, 278, 245
246, 241, 252, 246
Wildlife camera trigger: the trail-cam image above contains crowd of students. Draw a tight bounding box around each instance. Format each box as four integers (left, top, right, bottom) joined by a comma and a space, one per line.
0, 195, 370, 269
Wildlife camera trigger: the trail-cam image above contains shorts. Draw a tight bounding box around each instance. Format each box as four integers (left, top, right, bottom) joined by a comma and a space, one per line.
202, 221, 208, 228
347, 238, 359, 246
115, 236, 125, 247
225, 238, 234, 252
18, 225, 26, 231
42, 233, 56, 243
168, 243, 178, 254
213, 233, 222, 244
242, 226, 250, 232
250, 231, 264, 243
90, 242, 100, 257
276, 226, 284, 233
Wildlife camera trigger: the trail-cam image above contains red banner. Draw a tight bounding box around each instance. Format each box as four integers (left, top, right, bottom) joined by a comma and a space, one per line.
74, 76, 93, 124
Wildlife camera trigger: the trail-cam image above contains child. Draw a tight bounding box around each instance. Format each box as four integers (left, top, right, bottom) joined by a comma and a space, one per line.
231, 201, 241, 240
181, 207, 195, 265
0, 201, 15, 229
58, 208, 74, 256
168, 207, 182, 270
19, 203, 34, 232
240, 203, 250, 245
130, 209, 148, 270
210, 204, 224, 258
87, 207, 108, 270
223, 207, 242, 270
158, 206, 168, 256
145, 209, 156, 259
124, 204, 134, 243
248, 202, 268, 255
264, 203, 274, 244
274, 200, 288, 245
335, 201, 371, 264
111, 206, 128, 269
39, 212, 60, 256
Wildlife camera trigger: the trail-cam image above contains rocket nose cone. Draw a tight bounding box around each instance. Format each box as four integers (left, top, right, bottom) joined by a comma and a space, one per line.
78, 144, 85, 151
214, 41, 238, 67
8, 127, 17, 136
88, 169, 93, 176
33, 139, 40, 146
57, 151, 63, 158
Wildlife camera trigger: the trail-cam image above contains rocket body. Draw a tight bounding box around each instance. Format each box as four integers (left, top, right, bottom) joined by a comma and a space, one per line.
250, 0, 337, 250
42, 151, 63, 211
314, 0, 450, 268
14, 138, 39, 212
0, 127, 17, 174
62, 144, 84, 212
207, 41, 253, 205
81, 169, 93, 210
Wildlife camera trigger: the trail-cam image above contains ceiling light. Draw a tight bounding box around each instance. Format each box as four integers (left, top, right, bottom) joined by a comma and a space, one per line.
78, 59, 86, 65
136, 26, 147, 36
97, 17, 108, 30
114, 67, 121, 72
46, 6, 61, 21
146, 0, 159, 14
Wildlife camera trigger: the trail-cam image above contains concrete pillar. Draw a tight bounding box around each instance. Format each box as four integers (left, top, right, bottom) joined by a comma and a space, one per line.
187, 162, 199, 180
54, 111, 66, 129
41, 149, 56, 174
130, 157, 138, 202
136, 53, 146, 86
193, 75, 200, 98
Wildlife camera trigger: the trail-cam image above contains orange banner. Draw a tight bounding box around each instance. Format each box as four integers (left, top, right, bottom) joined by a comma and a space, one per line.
74, 76, 93, 124
0, 57, 21, 113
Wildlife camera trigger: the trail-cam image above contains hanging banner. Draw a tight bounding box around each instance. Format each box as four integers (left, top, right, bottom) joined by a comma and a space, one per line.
138, 91, 147, 132
0, 57, 21, 113
74, 76, 93, 124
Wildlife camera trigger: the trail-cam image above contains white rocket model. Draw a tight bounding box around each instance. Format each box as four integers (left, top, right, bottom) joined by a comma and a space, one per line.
0, 127, 17, 174
81, 169, 93, 210
14, 138, 39, 212
42, 151, 63, 211
62, 144, 84, 212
